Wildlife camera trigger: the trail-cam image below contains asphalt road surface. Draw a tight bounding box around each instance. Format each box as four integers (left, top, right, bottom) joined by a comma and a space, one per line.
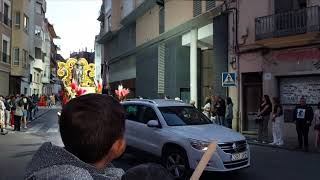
0, 108, 319, 180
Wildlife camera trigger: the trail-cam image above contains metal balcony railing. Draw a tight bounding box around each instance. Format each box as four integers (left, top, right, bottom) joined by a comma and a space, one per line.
255, 6, 320, 40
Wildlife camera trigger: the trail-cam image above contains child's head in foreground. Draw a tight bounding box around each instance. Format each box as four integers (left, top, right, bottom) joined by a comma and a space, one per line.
59, 94, 126, 169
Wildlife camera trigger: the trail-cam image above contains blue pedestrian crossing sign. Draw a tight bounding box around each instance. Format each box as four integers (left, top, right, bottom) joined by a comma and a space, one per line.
222, 72, 237, 87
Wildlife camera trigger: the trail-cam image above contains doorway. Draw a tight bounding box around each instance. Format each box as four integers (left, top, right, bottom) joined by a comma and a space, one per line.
242, 73, 262, 132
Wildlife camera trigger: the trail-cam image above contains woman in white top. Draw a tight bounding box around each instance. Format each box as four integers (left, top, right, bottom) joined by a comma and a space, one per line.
14, 97, 24, 131
313, 102, 320, 150
0, 96, 6, 135
202, 97, 211, 119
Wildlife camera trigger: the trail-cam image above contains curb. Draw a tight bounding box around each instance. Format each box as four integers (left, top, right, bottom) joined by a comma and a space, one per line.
247, 141, 320, 154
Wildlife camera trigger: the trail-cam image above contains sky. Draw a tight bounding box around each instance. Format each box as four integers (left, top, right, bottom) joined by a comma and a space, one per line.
46, 0, 101, 59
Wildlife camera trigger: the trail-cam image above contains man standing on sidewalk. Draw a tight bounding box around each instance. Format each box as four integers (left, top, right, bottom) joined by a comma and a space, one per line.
293, 97, 314, 151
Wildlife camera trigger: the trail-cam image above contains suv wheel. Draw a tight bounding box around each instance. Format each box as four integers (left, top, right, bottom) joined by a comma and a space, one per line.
162, 148, 190, 179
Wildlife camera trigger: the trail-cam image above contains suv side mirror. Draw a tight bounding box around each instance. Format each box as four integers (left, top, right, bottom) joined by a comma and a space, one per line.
147, 120, 160, 128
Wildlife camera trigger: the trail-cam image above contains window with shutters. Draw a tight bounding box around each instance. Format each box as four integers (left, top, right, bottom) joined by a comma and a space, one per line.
206, 1, 216, 11
158, 43, 165, 94
193, 1, 202, 17
13, 48, 19, 66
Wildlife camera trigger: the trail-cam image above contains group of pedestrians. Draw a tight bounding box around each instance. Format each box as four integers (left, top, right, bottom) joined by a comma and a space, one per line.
0, 94, 39, 135
201, 95, 234, 129
256, 95, 320, 152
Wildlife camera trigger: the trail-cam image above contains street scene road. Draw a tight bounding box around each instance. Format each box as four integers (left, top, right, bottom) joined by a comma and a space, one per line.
1, 108, 319, 180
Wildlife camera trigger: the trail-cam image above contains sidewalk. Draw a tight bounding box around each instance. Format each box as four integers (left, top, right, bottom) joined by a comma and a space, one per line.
246, 134, 320, 153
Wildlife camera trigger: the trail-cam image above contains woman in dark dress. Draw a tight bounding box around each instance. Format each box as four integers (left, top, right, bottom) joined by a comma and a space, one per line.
256, 95, 272, 143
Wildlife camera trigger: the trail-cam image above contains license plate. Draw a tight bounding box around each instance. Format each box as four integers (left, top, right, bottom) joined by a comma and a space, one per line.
231, 152, 248, 161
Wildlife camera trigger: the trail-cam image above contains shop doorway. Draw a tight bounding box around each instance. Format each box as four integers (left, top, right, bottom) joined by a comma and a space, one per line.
242, 73, 262, 132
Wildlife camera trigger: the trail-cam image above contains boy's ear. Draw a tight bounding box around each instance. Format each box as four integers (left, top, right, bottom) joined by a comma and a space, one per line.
110, 138, 126, 159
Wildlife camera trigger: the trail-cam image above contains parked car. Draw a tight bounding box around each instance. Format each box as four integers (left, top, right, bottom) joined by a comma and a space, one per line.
122, 99, 250, 179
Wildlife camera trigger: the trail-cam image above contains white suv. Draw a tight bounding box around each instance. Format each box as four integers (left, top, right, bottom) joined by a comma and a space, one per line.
122, 99, 250, 179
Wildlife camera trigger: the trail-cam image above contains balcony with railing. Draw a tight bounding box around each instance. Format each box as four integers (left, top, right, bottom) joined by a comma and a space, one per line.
255, 6, 320, 46
0, 13, 12, 27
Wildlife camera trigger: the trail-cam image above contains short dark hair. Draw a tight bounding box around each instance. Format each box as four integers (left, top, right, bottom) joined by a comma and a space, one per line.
121, 163, 173, 180
59, 94, 125, 163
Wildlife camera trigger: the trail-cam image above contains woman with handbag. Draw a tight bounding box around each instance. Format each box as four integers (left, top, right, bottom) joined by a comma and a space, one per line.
313, 102, 320, 151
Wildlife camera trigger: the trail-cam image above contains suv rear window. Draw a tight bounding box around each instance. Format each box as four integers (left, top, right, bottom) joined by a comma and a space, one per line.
124, 104, 159, 124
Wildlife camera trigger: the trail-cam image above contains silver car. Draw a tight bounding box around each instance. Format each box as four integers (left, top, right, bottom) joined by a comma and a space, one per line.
122, 99, 250, 179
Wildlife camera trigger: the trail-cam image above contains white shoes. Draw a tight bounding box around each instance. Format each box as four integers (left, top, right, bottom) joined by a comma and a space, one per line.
277, 142, 284, 146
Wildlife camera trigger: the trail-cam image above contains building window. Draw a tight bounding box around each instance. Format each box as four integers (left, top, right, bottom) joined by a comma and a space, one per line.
4, 3, 10, 26
159, 6, 165, 33
37, 74, 40, 83
33, 72, 36, 82
36, 2, 42, 14
15, 12, 21, 28
29, 74, 33, 82
206, 1, 216, 11
23, 15, 29, 32
35, 25, 42, 37
35, 47, 41, 59
121, 0, 134, 18
13, 48, 19, 66
2, 40, 9, 63
107, 15, 112, 31
193, 1, 202, 17
23, 50, 28, 68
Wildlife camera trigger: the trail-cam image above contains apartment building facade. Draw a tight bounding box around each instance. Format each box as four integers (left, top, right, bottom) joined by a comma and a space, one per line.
0, 0, 11, 96
9, 0, 58, 96
10, 0, 31, 95
97, 0, 236, 112
29, 0, 47, 96
237, 0, 320, 135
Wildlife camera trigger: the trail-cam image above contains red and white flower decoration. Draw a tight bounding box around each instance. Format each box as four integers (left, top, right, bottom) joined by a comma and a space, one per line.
115, 85, 130, 100
70, 80, 87, 97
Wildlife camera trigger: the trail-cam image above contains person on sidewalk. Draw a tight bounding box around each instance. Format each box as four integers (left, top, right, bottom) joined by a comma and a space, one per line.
270, 97, 284, 146
9, 96, 15, 127
225, 97, 234, 129
293, 97, 314, 152
215, 96, 226, 126
13, 96, 23, 131
25, 94, 126, 180
0, 95, 7, 135
256, 95, 272, 143
21, 95, 29, 129
27, 96, 34, 122
4, 96, 11, 128
202, 97, 211, 119
313, 102, 320, 151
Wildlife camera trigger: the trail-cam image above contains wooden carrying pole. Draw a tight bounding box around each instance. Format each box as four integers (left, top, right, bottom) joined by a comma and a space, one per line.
190, 141, 217, 180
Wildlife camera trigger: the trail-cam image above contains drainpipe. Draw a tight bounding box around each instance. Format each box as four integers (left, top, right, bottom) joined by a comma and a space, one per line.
225, 2, 240, 132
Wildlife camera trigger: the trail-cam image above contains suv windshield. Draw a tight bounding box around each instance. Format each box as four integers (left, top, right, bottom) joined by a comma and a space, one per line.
159, 106, 212, 126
